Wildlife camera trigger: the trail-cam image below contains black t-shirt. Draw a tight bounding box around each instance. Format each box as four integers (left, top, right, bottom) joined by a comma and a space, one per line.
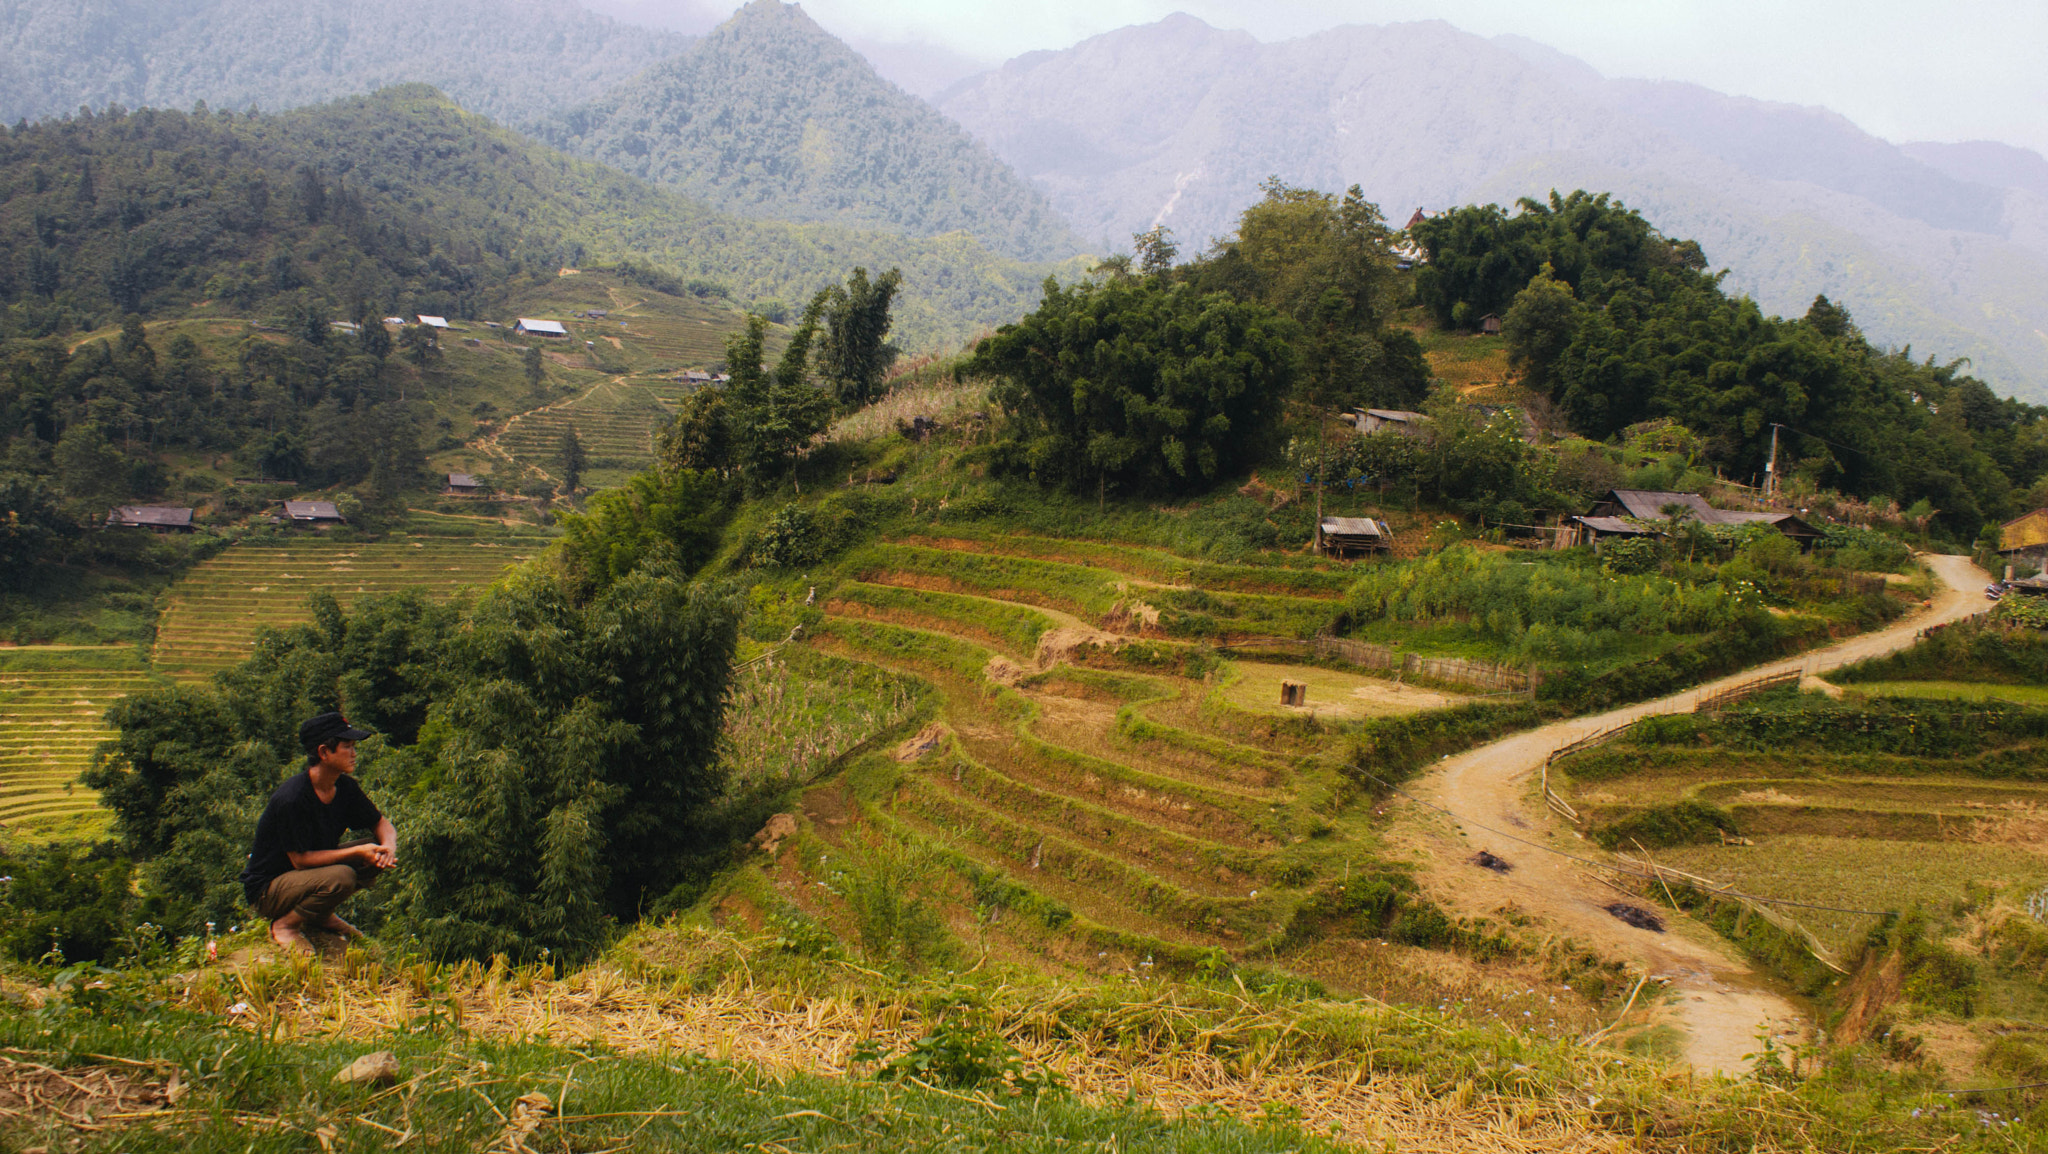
239, 769, 383, 905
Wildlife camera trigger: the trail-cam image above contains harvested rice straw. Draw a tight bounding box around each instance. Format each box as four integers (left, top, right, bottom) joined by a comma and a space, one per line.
193, 970, 1652, 1153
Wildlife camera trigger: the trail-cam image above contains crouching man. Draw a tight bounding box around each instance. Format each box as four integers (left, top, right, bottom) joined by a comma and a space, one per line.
239, 712, 398, 953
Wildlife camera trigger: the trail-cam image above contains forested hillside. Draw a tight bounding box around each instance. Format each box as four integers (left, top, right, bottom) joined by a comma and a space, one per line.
547, 0, 1082, 262
0, 0, 692, 131
1412, 191, 2048, 536
0, 84, 1076, 349
939, 14, 2048, 402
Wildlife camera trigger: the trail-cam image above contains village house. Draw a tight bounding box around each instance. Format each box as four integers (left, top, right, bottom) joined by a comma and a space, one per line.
106, 505, 194, 533
282, 500, 345, 526
1478, 313, 1502, 335
445, 473, 484, 495
1569, 489, 1820, 550
517, 318, 570, 339
1998, 508, 2048, 570
1348, 408, 1431, 437
1317, 516, 1395, 558
415, 315, 450, 330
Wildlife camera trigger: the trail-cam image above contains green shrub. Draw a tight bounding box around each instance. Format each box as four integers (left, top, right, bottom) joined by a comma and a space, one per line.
0, 842, 135, 963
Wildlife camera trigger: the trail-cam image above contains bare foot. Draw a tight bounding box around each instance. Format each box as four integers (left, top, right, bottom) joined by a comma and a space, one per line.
269, 921, 313, 954
320, 915, 363, 939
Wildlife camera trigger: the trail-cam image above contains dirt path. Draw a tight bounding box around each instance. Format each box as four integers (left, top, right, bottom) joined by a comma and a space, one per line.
1407, 554, 1992, 1075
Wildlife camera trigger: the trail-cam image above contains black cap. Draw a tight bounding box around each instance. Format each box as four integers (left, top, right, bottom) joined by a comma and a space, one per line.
300, 711, 373, 756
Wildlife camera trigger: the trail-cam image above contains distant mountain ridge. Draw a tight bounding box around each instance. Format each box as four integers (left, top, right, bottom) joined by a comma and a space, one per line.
938, 14, 2048, 400
545, 0, 1083, 262
0, 0, 693, 130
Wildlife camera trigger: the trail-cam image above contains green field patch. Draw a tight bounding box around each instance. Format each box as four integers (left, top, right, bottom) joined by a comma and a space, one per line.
1655, 836, 2048, 956
848, 543, 1124, 619
1691, 777, 2048, 814
1836, 679, 2048, 705
1218, 659, 1473, 721
927, 747, 1269, 895
825, 581, 1056, 661
889, 530, 1355, 596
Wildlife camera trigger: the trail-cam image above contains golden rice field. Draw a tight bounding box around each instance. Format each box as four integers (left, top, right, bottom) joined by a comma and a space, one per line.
151, 536, 544, 680
0, 647, 161, 838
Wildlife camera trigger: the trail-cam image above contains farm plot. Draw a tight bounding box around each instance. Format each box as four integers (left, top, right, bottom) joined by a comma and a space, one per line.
1551, 703, 2048, 953
1219, 660, 1471, 721
495, 378, 672, 485
151, 536, 543, 679
774, 531, 1466, 974
848, 542, 1344, 640
0, 647, 161, 838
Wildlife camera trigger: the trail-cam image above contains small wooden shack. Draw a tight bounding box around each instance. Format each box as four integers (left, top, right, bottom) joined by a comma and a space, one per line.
107, 505, 194, 532
445, 473, 483, 495
2000, 508, 2048, 569
283, 500, 344, 526
1478, 314, 1502, 335
1319, 516, 1394, 558
1348, 409, 1430, 437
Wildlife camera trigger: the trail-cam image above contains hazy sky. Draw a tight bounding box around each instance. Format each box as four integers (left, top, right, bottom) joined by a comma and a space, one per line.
606, 0, 2048, 155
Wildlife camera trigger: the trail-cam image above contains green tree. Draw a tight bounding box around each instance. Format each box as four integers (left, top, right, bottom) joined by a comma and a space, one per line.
397, 323, 441, 369
522, 345, 544, 390
0, 473, 76, 576
723, 298, 833, 483
1133, 225, 1179, 276
816, 266, 902, 408
557, 427, 586, 493
964, 275, 1299, 499
388, 566, 742, 960
1502, 264, 1583, 394
658, 386, 735, 473
53, 421, 124, 504
556, 469, 729, 595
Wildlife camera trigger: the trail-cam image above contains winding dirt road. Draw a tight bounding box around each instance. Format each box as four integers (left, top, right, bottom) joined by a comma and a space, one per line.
1404, 554, 1993, 1074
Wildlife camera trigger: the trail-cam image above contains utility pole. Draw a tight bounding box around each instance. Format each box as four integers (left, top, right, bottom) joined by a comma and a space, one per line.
1764, 424, 1780, 501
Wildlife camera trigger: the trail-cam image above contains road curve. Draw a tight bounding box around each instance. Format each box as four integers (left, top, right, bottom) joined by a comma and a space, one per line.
1404, 554, 1993, 1075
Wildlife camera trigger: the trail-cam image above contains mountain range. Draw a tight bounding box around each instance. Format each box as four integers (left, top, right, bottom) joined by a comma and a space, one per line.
935, 14, 2048, 398
2, 2, 2043, 399
0, 0, 691, 130
543, 1, 1078, 262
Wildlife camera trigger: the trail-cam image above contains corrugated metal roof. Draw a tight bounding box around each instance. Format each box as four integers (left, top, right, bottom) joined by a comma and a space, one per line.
416, 315, 449, 328
284, 500, 342, 520
447, 473, 481, 488
1320, 517, 1389, 537
1603, 489, 1719, 521
108, 505, 193, 527
517, 317, 569, 335
1573, 515, 1653, 535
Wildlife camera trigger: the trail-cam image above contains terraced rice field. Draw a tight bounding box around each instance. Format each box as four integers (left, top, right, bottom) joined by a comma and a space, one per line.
1553, 726, 2048, 952
0, 648, 162, 838
781, 533, 1471, 972
152, 536, 545, 679
496, 378, 672, 482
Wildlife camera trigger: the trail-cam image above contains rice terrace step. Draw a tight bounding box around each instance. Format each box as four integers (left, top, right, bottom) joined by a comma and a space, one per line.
0, 646, 164, 839
151, 536, 545, 680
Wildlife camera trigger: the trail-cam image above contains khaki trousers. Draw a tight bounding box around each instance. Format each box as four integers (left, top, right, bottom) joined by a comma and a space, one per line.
254, 838, 384, 924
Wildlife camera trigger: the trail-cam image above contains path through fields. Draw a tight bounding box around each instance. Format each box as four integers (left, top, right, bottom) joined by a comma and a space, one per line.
1407, 554, 1993, 1074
